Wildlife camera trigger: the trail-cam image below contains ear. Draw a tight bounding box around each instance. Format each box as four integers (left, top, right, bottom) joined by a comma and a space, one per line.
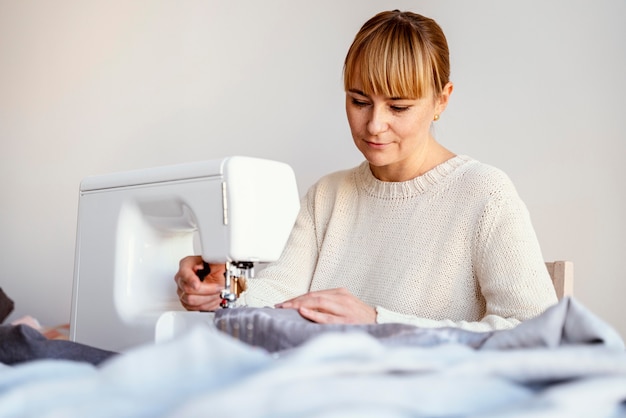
435, 82, 454, 115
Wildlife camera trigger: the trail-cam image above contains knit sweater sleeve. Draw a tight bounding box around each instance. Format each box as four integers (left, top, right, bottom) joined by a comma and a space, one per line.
236, 189, 320, 307
375, 308, 524, 331
377, 169, 558, 332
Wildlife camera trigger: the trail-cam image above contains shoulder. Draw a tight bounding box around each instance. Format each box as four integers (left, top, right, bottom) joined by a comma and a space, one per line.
457, 156, 512, 184
454, 157, 518, 198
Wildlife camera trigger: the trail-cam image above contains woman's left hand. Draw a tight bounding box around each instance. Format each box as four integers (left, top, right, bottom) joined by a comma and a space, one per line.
275, 288, 376, 324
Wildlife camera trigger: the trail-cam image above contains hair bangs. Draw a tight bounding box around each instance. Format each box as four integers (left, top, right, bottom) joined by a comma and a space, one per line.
344, 21, 435, 99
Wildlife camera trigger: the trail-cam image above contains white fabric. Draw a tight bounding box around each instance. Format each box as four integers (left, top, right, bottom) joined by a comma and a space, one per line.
0, 298, 625, 418
239, 156, 558, 331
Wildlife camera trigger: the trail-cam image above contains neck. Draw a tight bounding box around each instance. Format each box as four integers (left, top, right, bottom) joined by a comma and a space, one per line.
370, 141, 456, 182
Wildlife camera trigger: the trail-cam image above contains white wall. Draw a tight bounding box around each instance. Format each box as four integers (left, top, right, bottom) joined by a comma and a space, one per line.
1, 0, 625, 338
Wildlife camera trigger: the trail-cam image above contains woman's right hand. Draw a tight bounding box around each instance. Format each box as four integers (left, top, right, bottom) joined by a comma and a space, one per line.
174, 256, 226, 312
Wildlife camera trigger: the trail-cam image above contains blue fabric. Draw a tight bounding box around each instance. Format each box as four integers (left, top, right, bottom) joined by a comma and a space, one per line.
0, 298, 624, 417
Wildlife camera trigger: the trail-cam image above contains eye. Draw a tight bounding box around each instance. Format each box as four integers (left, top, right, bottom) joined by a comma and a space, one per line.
351, 98, 370, 108
390, 105, 410, 113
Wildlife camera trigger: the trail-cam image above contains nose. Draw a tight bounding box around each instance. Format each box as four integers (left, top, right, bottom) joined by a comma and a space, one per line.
367, 104, 388, 136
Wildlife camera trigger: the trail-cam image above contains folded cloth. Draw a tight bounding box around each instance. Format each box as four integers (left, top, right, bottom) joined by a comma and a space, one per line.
214, 307, 493, 352
483, 296, 625, 350
0, 288, 14, 323
0, 324, 117, 366
213, 297, 625, 353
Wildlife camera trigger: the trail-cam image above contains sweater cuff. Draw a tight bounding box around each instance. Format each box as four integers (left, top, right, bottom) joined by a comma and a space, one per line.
375, 306, 521, 332
375, 306, 450, 328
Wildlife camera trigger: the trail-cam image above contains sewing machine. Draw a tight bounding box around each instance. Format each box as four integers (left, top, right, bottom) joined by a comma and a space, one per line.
69, 156, 300, 352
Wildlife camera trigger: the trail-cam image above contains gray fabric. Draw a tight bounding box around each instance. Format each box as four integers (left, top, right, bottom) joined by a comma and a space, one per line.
213, 297, 624, 353
484, 296, 625, 350
0, 324, 117, 366
214, 308, 493, 352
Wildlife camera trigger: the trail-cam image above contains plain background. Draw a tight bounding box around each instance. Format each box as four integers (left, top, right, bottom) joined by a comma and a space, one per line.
1, 0, 625, 339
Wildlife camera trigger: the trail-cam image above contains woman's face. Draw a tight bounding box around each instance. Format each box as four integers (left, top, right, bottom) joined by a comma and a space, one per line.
345, 83, 451, 181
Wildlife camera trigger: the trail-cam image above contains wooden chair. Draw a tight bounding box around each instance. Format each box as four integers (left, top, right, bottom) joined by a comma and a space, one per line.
545, 261, 574, 300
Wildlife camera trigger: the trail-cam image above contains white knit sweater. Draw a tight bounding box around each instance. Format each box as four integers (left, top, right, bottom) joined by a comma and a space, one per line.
239, 155, 558, 332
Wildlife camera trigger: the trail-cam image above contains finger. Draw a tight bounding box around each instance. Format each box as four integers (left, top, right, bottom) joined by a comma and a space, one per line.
276, 288, 342, 308
176, 274, 201, 292
180, 298, 221, 312
298, 307, 343, 324
175, 265, 202, 290
203, 263, 226, 275
179, 257, 204, 276
178, 290, 222, 311
278, 289, 377, 323
283, 294, 344, 317
179, 281, 223, 297
276, 292, 321, 308
177, 268, 224, 292
196, 263, 227, 286
187, 298, 221, 312
276, 288, 350, 307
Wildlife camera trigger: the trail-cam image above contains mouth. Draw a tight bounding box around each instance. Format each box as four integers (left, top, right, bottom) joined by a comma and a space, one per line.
364, 140, 389, 150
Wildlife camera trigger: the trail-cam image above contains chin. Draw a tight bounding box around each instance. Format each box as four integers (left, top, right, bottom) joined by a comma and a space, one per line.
361, 153, 391, 168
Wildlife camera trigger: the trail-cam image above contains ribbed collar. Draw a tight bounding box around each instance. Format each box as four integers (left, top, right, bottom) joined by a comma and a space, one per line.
356, 155, 473, 199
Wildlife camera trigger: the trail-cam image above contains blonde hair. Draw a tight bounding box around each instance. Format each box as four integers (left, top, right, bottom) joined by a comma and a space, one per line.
343, 10, 450, 100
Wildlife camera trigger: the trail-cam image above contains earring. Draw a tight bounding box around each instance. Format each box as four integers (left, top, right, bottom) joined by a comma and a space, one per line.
433, 114, 440, 121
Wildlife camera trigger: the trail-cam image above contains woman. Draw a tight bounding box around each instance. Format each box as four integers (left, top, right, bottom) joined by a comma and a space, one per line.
175, 10, 558, 331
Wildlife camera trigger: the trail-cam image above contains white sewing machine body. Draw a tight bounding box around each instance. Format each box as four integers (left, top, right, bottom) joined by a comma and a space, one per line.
69, 156, 300, 352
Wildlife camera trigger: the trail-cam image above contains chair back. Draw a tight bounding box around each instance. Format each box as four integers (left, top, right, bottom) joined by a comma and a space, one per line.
545, 261, 574, 300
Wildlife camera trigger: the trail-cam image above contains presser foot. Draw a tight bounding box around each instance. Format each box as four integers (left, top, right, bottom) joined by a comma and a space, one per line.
220, 292, 236, 309
220, 261, 253, 309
